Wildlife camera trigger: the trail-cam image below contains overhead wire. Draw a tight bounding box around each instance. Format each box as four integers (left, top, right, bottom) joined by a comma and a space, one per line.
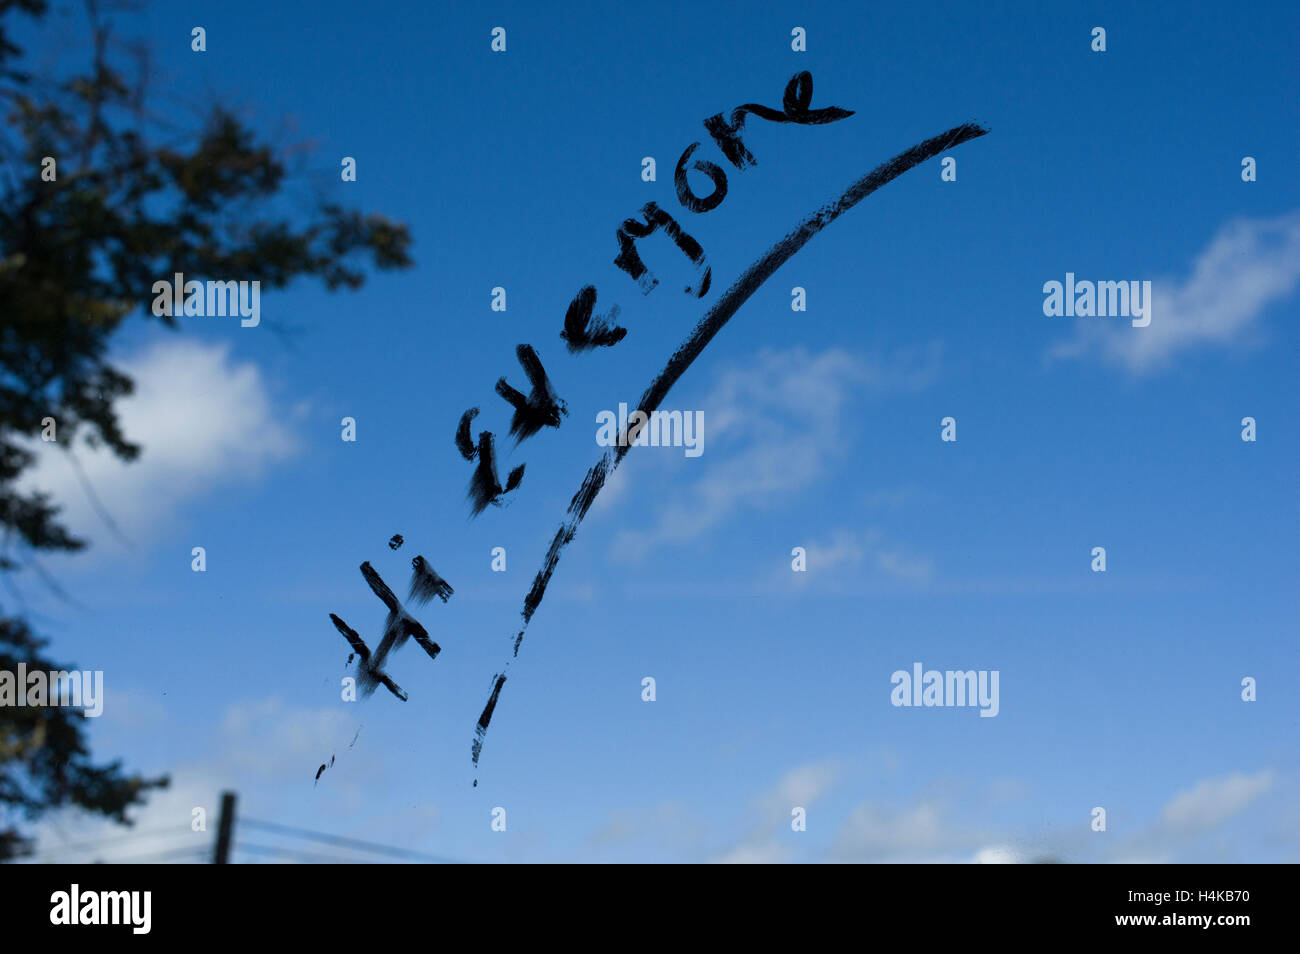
238, 817, 463, 863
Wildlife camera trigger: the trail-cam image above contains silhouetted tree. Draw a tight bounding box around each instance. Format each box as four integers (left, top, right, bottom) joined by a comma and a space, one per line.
0, 0, 412, 858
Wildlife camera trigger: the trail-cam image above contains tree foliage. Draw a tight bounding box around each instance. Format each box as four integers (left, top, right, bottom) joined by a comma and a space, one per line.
0, 0, 413, 858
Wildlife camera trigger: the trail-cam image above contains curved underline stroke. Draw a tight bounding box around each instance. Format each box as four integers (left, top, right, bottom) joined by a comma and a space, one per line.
471, 120, 991, 779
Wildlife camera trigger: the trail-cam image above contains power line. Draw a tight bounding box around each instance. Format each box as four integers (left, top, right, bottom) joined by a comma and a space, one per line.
6, 801, 467, 865
8, 841, 207, 865
13, 824, 194, 860
239, 817, 462, 863
235, 842, 387, 865
92, 844, 210, 864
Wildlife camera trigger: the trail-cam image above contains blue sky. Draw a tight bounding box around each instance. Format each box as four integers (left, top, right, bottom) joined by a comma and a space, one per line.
9, 0, 1299, 862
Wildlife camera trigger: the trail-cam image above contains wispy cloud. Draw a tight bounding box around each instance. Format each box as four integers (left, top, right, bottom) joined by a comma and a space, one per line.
833, 800, 949, 860
711, 760, 840, 864
1094, 768, 1280, 863
1049, 210, 1300, 373
19, 693, 384, 865
824, 796, 1030, 864
786, 527, 933, 589
829, 800, 1024, 863
609, 345, 939, 561
818, 769, 1284, 864
586, 800, 708, 858
1160, 769, 1274, 833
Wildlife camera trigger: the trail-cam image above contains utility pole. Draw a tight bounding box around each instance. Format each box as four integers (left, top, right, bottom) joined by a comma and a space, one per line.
213, 790, 237, 864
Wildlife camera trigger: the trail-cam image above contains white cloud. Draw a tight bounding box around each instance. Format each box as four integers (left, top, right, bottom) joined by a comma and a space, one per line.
711, 760, 839, 864
586, 800, 704, 852
826, 788, 1070, 864
19, 768, 224, 864
17, 338, 298, 554
714, 766, 1286, 865
971, 845, 1024, 864
789, 528, 933, 587
834, 801, 949, 860
712, 842, 790, 864
803, 529, 870, 572
218, 696, 356, 779
610, 345, 939, 561
18, 693, 371, 864
765, 761, 839, 811
831, 803, 1039, 864
1161, 769, 1274, 833
1050, 210, 1300, 373
1078, 769, 1282, 863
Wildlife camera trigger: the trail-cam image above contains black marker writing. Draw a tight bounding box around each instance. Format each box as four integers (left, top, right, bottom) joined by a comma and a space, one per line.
470, 119, 991, 775
330, 557, 451, 701
451, 73, 851, 518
